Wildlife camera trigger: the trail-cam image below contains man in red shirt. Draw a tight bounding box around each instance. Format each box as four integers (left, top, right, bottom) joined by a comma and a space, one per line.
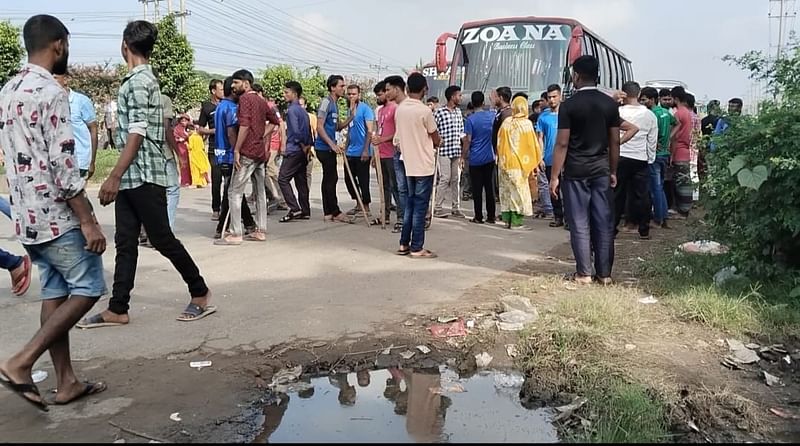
670, 86, 692, 218
215, 70, 280, 246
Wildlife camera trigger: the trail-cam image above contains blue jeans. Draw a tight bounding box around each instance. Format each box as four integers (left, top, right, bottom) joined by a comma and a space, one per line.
393, 152, 408, 223
649, 156, 669, 224
0, 196, 11, 219
400, 175, 434, 252
24, 229, 106, 299
562, 176, 615, 279
165, 159, 180, 230
536, 168, 553, 214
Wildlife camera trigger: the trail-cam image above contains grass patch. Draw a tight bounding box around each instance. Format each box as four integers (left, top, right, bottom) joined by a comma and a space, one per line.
639, 249, 800, 338
90, 149, 121, 183
583, 380, 668, 443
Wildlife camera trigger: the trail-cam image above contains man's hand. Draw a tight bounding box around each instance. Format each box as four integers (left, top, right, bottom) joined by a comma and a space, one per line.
610, 174, 618, 188
81, 220, 106, 254
332, 144, 344, 154
234, 151, 242, 171
265, 150, 272, 164
370, 134, 381, 146
98, 175, 121, 206
350, 98, 358, 111
550, 176, 560, 199
86, 163, 96, 181
361, 151, 369, 162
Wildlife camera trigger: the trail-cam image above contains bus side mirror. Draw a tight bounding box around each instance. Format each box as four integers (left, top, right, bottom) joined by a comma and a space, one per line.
436, 33, 456, 73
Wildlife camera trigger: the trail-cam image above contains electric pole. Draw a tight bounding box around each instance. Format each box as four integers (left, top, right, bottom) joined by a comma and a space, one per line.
139, 0, 189, 34
769, 0, 797, 60
369, 58, 389, 80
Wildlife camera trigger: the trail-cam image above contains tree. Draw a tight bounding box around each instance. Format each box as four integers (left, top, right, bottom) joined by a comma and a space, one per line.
150, 15, 203, 112
259, 64, 327, 113
67, 63, 122, 104
0, 21, 23, 87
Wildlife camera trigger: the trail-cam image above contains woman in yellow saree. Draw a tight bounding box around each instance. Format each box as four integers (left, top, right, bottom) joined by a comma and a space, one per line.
497, 96, 543, 229
187, 125, 211, 188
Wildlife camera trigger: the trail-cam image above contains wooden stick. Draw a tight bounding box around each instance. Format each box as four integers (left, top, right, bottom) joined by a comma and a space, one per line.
428, 148, 441, 227
108, 421, 170, 443
373, 152, 386, 230
340, 152, 370, 228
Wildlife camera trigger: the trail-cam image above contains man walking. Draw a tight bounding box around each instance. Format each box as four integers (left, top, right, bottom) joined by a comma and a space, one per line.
215, 69, 279, 245
537, 84, 563, 226
396, 73, 441, 259
383, 75, 408, 233
549, 55, 621, 286
54, 73, 98, 180
198, 79, 224, 220
343, 84, 375, 218
80, 20, 213, 327
277, 81, 313, 222
462, 91, 496, 224
372, 81, 400, 227
640, 86, 676, 228
615, 81, 657, 240
0, 15, 108, 411
315, 75, 355, 223
433, 85, 466, 219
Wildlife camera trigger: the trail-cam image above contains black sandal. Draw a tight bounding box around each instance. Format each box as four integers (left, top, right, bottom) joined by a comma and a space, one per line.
0, 373, 48, 411
470, 218, 484, 224
279, 211, 303, 223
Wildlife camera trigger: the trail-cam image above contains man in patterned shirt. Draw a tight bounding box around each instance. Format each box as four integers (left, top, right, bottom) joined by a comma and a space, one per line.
0, 15, 108, 411
79, 20, 213, 328
432, 86, 466, 219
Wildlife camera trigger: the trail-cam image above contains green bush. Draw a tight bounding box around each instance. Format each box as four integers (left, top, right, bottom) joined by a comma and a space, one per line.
704, 45, 800, 278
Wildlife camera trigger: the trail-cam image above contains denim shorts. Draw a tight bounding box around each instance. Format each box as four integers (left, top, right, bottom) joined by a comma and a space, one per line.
24, 229, 107, 300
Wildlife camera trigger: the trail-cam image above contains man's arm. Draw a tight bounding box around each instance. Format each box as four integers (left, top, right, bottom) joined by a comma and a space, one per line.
197, 106, 215, 137
337, 101, 357, 131
619, 120, 639, 145
363, 120, 375, 160
461, 134, 471, 165
608, 126, 620, 186
87, 121, 98, 178
646, 117, 658, 163
430, 130, 442, 148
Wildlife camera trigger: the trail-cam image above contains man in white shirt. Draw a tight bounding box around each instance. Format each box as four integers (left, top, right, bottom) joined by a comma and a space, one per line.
103, 99, 117, 149
615, 81, 657, 240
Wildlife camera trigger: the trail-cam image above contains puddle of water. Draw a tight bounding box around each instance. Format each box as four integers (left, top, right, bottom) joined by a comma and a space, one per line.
247, 367, 558, 443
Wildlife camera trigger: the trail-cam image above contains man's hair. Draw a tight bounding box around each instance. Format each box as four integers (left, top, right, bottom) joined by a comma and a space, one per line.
232, 69, 254, 85
445, 85, 462, 102
407, 73, 427, 94
373, 81, 386, 95
622, 81, 641, 98
223, 76, 234, 97
208, 79, 222, 93
23, 15, 70, 54
122, 20, 158, 58
466, 101, 474, 110
671, 86, 687, 103
284, 80, 303, 97
641, 86, 659, 101
326, 75, 344, 92
546, 84, 562, 94
426, 96, 439, 104
512, 92, 528, 101
572, 55, 599, 83
729, 97, 744, 107
540, 91, 549, 100
532, 99, 544, 109
658, 88, 672, 98
686, 93, 696, 109
347, 84, 360, 93
383, 75, 405, 91
251, 83, 263, 94
471, 91, 485, 108
496, 86, 512, 103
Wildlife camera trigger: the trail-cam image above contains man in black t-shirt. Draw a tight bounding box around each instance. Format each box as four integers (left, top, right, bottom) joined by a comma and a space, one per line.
549, 56, 621, 286
198, 79, 224, 220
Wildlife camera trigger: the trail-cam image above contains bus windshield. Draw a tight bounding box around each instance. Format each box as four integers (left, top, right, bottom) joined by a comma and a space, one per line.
454, 22, 571, 96
423, 64, 451, 101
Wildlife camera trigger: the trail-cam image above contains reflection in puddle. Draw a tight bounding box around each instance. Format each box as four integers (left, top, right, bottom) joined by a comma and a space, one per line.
251, 367, 557, 443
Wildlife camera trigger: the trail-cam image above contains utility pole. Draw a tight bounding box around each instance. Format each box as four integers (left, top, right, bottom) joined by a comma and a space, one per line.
769, 0, 797, 60
179, 0, 187, 34
140, 0, 188, 33
369, 58, 389, 80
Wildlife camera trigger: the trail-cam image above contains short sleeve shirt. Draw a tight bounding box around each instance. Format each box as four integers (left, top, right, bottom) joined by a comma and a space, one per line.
198, 100, 217, 152
395, 98, 438, 177
537, 109, 559, 166
214, 98, 238, 165
68, 90, 96, 170
652, 105, 677, 156
315, 96, 338, 151
377, 102, 397, 159
673, 106, 693, 162
433, 106, 465, 158
346, 102, 375, 157
464, 109, 495, 166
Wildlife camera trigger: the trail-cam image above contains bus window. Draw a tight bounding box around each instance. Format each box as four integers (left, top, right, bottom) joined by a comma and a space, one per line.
582, 35, 593, 56
598, 45, 610, 87
611, 53, 620, 89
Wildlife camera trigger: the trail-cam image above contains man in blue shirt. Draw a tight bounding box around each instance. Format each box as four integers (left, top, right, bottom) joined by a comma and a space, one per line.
343, 84, 375, 217
214, 77, 255, 238
537, 84, 563, 227
278, 81, 313, 222
54, 73, 98, 179
462, 91, 497, 224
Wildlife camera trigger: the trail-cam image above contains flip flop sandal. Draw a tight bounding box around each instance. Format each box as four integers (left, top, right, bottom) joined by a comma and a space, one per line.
563, 272, 593, 285
214, 237, 243, 246
279, 212, 304, 223
370, 218, 383, 226
396, 248, 410, 256
392, 224, 403, 234
469, 218, 485, 225
176, 303, 218, 322
0, 372, 48, 412
13, 255, 32, 297
244, 233, 267, 242
76, 313, 127, 330
410, 250, 438, 259
52, 381, 107, 405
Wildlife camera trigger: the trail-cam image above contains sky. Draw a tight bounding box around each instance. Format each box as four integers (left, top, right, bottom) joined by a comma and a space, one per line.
1, 0, 792, 104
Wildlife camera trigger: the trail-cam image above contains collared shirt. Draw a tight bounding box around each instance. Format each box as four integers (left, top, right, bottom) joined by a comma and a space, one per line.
377, 102, 397, 159
620, 104, 658, 163
237, 91, 280, 162
68, 89, 96, 170
285, 100, 312, 155
346, 102, 375, 158
537, 108, 559, 166
433, 105, 464, 158
315, 95, 339, 151
116, 64, 168, 190
0, 63, 86, 245
395, 97, 438, 177
214, 98, 238, 165
652, 105, 677, 156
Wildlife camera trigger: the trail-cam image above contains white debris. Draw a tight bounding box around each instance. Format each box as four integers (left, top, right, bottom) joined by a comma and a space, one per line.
625, 344, 637, 351
764, 371, 783, 387
466, 320, 475, 329
726, 339, 746, 351
498, 309, 539, 325
399, 350, 416, 360
381, 344, 394, 355
189, 360, 212, 370
31, 370, 48, 384
714, 266, 743, 286
416, 345, 431, 354
270, 365, 303, 387
505, 344, 519, 358
638, 295, 658, 305
500, 295, 536, 313
475, 352, 493, 368
169, 412, 182, 422
745, 343, 761, 350
680, 240, 729, 255
493, 372, 525, 389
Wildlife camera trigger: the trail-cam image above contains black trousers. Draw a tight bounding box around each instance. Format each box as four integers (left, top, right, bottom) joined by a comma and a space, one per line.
110, 183, 208, 315
614, 158, 651, 237
546, 166, 564, 220
344, 156, 372, 205
216, 164, 256, 234
315, 149, 341, 216
209, 152, 223, 212
278, 151, 310, 216
469, 162, 496, 222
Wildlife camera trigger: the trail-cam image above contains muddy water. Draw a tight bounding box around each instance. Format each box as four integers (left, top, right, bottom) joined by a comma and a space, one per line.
245, 367, 558, 443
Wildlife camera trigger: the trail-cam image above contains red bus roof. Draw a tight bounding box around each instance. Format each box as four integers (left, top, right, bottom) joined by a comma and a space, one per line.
458, 16, 631, 62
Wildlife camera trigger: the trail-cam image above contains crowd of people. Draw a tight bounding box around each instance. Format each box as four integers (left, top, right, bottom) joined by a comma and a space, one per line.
0, 14, 744, 412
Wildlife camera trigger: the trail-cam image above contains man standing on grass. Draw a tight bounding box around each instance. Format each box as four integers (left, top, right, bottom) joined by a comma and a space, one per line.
215, 70, 279, 245
395, 73, 441, 259
197, 79, 224, 221
80, 20, 213, 328
0, 14, 109, 411
670, 86, 694, 219
54, 73, 98, 180
433, 85, 466, 219
277, 81, 313, 222
343, 84, 375, 219
549, 55, 621, 286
